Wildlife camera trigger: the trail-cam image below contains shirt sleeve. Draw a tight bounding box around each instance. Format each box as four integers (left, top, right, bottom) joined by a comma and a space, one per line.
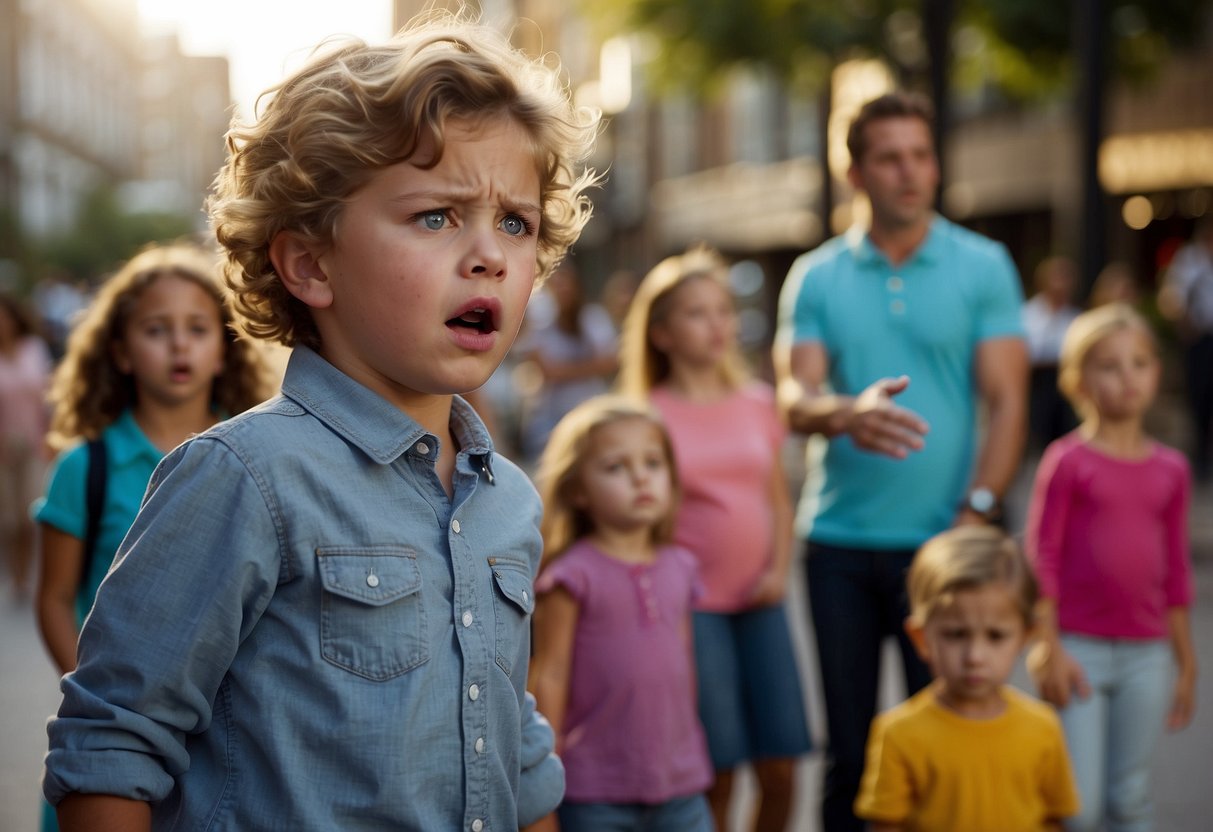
853, 713, 912, 823
516, 691, 565, 825
976, 244, 1026, 341
44, 435, 283, 806
32, 442, 89, 538
535, 553, 588, 602
776, 253, 825, 346
1163, 455, 1194, 608
1025, 441, 1075, 600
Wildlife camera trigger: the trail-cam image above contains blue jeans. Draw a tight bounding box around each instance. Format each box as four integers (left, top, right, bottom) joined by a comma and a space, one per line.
557, 794, 713, 832
806, 542, 932, 832
1059, 635, 1173, 832
692, 603, 812, 770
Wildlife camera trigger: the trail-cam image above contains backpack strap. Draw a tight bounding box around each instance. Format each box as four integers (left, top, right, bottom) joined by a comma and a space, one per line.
80, 438, 107, 590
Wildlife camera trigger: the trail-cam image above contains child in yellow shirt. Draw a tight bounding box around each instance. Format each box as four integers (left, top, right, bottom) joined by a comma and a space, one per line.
855, 526, 1080, 831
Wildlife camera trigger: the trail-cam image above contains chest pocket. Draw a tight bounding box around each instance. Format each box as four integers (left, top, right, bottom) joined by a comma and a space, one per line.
318, 547, 428, 681
488, 556, 534, 677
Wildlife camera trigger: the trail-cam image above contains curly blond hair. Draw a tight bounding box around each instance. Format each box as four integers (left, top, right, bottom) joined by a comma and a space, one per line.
617, 245, 750, 399
209, 12, 601, 349
45, 242, 275, 451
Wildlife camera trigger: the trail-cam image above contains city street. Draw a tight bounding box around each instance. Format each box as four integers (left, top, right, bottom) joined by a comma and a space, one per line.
2, 459, 1211, 831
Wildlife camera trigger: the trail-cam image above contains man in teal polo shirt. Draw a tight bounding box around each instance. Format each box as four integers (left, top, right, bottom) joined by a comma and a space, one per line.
773, 92, 1028, 832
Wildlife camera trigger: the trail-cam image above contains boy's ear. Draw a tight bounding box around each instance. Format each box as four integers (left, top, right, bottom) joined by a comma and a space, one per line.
270, 231, 333, 310
904, 617, 930, 662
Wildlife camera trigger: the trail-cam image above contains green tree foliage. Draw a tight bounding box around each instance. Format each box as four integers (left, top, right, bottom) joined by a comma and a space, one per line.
36, 185, 197, 283
581, 0, 1211, 98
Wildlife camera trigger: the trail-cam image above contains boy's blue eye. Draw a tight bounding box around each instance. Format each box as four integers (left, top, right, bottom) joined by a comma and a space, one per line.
420, 211, 447, 230
500, 215, 532, 237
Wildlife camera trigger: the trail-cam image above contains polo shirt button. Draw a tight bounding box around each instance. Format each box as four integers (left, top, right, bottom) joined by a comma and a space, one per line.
451, 519, 462, 534
468, 683, 480, 701
415, 441, 430, 456
366, 574, 380, 588
887, 275, 904, 292
475, 736, 485, 754
471, 820, 484, 832
462, 610, 474, 627
890, 299, 906, 315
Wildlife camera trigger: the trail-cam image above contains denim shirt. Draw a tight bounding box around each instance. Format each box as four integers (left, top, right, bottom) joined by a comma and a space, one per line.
45, 346, 563, 831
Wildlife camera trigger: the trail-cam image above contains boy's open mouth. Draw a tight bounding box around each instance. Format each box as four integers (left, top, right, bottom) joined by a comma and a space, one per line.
447, 307, 496, 334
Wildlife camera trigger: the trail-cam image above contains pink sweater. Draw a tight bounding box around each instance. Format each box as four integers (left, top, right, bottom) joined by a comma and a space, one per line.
1026, 433, 1192, 639
651, 382, 786, 612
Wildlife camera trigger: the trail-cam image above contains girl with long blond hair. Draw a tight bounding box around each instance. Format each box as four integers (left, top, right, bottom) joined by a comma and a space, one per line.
618, 246, 811, 832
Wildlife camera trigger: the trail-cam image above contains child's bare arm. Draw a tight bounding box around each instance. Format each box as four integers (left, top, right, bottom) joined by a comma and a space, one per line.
1167, 606, 1197, 730
1027, 598, 1090, 707
528, 587, 578, 740
35, 525, 86, 674
748, 454, 794, 606
57, 793, 150, 832
869, 823, 904, 832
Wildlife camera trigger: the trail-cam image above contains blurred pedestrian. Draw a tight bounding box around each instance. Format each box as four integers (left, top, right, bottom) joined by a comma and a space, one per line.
1088, 260, 1143, 310
773, 91, 1028, 832
1026, 303, 1196, 832
43, 15, 594, 830
530, 396, 714, 832
1024, 255, 1081, 449
1158, 218, 1213, 481
519, 259, 618, 463
600, 267, 641, 331
32, 243, 272, 832
855, 526, 1079, 831
0, 293, 52, 598
619, 246, 810, 832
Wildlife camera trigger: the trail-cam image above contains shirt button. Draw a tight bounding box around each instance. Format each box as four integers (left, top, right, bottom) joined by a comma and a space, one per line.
475, 736, 485, 754
890, 299, 906, 315
451, 519, 462, 534
522, 590, 529, 604
887, 275, 904, 292
366, 574, 380, 588
468, 683, 480, 701
462, 610, 474, 627
415, 441, 430, 456
471, 820, 484, 832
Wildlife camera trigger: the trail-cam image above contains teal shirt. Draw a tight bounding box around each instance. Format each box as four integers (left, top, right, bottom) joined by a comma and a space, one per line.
34, 410, 165, 623
777, 216, 1025, 549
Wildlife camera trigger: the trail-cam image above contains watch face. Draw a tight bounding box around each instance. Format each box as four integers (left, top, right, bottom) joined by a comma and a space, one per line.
969, 488, 996, 514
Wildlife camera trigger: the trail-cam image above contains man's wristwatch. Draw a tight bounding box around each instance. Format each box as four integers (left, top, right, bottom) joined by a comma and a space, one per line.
962, 486, 1002, 523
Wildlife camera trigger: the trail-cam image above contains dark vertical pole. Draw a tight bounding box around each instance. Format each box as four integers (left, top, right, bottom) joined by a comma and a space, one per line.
1076, 0, 1107, 298
818, 81, 834, 243
923, 0, 954, 212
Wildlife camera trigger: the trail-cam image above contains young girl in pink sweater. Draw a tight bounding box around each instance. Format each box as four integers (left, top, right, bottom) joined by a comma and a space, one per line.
1026, 303, 1196, 832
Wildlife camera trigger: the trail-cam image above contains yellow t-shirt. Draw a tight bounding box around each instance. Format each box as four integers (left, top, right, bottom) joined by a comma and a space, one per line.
855, 686, 1079, 831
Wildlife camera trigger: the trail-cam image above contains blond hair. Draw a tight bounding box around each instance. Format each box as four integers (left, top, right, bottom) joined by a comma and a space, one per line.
1058, 302, 1157, 420
209, 12, 600, 349
907, 526, 1038, 627
617, 245, 749, 398
45, 242, 274, 452
535, 395, 680, 562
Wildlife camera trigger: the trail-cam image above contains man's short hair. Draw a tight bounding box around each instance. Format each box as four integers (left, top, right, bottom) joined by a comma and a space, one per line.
846, 91, 935, 165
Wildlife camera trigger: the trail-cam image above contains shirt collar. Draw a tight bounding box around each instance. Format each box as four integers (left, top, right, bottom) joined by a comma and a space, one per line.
850, 214, 946, 268
109, 409, 165, 466
280, 346, 495, 468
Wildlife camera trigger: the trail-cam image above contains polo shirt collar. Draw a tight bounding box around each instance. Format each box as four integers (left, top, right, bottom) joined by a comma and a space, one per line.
851, 213, 947, 268
280, 345, 494, 467
109, 409, 165, 466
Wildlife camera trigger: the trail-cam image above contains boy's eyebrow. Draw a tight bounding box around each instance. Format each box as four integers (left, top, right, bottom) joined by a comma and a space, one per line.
392, 189, 541, 215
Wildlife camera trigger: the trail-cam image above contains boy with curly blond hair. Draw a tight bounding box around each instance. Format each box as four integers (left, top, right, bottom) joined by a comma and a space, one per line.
45, 13, 598, 831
